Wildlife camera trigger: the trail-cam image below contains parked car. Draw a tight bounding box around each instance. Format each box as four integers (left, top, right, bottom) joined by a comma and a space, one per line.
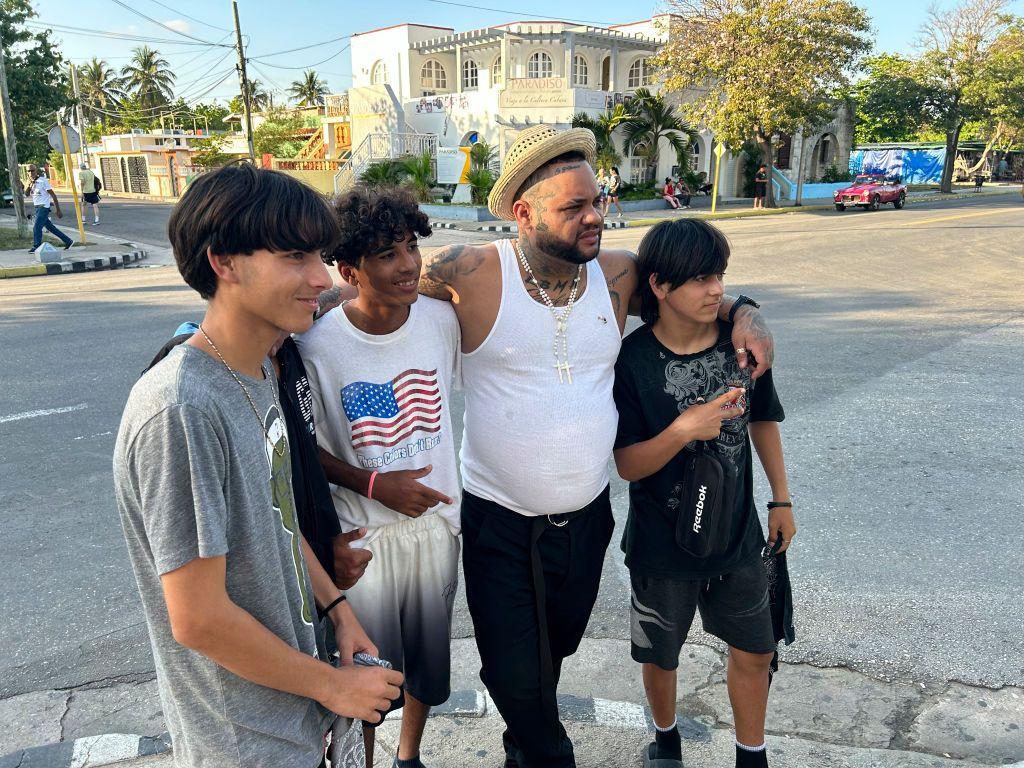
1, 188, 12, 207
834, 174, 907, 211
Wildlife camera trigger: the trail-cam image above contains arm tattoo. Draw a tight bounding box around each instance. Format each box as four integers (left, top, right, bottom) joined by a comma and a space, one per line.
317, 285, 342, 314
420, 244, 486, 299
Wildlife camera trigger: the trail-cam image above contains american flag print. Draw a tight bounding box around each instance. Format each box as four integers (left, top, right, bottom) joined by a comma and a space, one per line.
341, 368, 443, 450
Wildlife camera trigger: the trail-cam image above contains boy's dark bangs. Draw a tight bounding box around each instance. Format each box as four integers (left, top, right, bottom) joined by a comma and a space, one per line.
639, 219, 729, 289
256, 181, 339, 255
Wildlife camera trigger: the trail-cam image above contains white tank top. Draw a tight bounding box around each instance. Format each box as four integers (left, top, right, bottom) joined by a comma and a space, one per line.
460, 239, 622, 516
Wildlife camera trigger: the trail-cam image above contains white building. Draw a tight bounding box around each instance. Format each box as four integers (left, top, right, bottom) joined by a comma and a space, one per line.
337, 16, 852, 200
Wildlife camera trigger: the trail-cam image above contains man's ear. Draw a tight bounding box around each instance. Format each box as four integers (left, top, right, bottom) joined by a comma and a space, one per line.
511, 197, 532, 231
207, 247, 242, 287
339, 263, 359, 287
648, 272, 666, 300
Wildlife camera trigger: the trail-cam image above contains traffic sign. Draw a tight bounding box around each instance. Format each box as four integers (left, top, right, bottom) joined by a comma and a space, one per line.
47, 124, 81, 154
714, 142, 726, 159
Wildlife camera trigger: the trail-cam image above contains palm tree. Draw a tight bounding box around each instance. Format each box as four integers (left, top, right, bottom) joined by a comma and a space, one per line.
245, 80, 272, 112
619, 88, 695, 182
288, 70, 328, 107
401, 151, 435, 202
120, 46, 174, 112
469, 140, 497, 171
77, 58, 123, 124
359, 159, 405, 187
572, 103, 632, 169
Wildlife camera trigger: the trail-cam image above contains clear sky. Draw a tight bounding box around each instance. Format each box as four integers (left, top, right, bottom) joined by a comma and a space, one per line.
35, 0, 1023, 105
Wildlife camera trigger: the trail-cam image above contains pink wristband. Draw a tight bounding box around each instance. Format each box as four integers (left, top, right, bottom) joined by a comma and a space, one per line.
366, 470, 379, 500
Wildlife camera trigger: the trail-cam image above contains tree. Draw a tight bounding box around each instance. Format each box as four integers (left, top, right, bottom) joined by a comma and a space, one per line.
77, 58, 123, 125
0, 0, 70, 172
120, 46, 174, 112
230, 79, 271, 113
359, 159, 405, 187
402, 150, 435, 202
469, 139, 497, 171
620, 88, 695, 182
190, 135, 232, 167
251, 109, 307, 157
915, 0, 1014, 191
655, 0, 871, 206
853, 55, 934, 144
288, 70, 328, 107
571, 103, 632, 168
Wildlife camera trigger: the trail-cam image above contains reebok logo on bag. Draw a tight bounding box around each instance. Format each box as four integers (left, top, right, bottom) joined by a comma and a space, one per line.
693, 485, 708, 533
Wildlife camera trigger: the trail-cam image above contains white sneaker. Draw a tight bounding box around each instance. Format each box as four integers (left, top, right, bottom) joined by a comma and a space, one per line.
93, 219, 100, 225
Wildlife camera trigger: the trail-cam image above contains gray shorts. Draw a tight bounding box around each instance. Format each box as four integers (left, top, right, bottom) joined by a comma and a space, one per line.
630, 556, 775, 669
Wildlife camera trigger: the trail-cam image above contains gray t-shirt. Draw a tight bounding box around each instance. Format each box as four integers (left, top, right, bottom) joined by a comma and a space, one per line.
113, 344, 332, 768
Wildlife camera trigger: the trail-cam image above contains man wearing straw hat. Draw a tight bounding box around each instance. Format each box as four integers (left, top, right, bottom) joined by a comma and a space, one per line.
418, 125, 774, 767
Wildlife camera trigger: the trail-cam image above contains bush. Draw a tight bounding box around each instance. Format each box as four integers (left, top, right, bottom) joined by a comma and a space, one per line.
618, 181, 657, 201
466, 166, 494, 205
818, 165, 852, 183
359, 159, 405, 187
190, 136, 232, 168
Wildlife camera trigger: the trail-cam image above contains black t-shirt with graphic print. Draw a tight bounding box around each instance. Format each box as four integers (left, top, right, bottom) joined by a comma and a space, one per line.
613, 321, 785, 580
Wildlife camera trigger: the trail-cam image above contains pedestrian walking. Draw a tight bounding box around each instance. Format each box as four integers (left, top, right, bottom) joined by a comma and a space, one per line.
78, 162, 101, 224
26, 164, 72, 252
112, 164, 402, 768
612, 218, 795, 768
662, 178, 682, 209
753, 164, 768, 209
297, 186, 463, 768
607, 165, 624, 217
417, 124, 776, 768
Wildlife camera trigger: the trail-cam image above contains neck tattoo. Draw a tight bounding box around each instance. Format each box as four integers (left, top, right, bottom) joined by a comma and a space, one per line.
513, 239, 583, 384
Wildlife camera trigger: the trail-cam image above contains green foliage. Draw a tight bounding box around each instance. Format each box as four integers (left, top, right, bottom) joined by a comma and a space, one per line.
0, 0, 71, 172
656, 0, 872, 206
46, 150, 66, 185
230, 80, 272, 114
190, 136, 232, 168
288, 70, 328, 107
359, 159, 405, 187
740, 143, 762, 198
853, 55, 934, 144
572, 105, 630, 168
252, 110, 308, 158
818, 165, 852, 183
401, 151, 435, 202
470, 140, 497, 171
190, 103, 231, 132
77, 58, 123, 124
466, 166, 494, 204
120, 46, 174, 112
617, 181, 657, 201
620, 88, 694, 182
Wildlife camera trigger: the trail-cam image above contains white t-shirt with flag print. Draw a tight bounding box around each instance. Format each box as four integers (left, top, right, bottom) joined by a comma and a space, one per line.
295, 297, 462, 545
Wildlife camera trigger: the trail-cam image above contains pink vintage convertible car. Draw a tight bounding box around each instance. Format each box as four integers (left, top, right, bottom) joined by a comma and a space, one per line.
834, 174, 908, 211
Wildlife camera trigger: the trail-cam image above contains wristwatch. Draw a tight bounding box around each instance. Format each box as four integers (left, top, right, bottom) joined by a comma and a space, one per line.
728, 294, 760, 324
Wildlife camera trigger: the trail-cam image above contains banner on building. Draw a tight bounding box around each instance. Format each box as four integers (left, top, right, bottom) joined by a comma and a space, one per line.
436, 146, 472, 184
849, 147, 945, 184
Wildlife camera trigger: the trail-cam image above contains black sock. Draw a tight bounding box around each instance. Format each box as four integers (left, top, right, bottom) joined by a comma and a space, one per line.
654, 723, 682, 760
735, 743, 768, 768
395, 756, 425, 768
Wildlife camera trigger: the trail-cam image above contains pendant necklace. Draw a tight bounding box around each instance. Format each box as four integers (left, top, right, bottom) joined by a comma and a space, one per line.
513, 239, 583, 384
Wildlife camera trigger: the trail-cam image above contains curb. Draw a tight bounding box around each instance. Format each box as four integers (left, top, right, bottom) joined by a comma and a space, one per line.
0, 733, 171, 768
0, 250, 147, 280
0, 690, 711, 767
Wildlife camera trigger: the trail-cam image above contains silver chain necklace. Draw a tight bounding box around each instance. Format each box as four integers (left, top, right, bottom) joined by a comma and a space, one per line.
199, 325, 286, 458
513, 239, 583, 384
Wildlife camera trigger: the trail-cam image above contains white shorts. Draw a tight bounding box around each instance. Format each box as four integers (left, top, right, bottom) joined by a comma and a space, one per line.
345, 513, 460, 706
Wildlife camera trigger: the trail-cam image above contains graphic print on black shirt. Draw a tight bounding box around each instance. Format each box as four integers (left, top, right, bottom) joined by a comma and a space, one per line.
614, 321, 785, 579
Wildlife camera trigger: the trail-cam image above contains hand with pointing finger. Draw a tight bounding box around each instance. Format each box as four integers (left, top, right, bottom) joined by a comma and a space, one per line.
371, 465, 454, 518
670, 388, 746, 444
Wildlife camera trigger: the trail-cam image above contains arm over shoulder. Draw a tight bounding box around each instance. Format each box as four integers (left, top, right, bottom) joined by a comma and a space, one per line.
419, 242, 492, 301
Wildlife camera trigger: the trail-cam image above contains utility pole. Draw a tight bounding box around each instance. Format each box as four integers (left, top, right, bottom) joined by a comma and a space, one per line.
70, 63, 89, 164
0, 28, 27, 237
232, 0, 256, 161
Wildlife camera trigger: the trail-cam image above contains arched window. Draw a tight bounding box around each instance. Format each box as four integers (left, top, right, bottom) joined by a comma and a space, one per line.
572, 54, 588, 86
528, 51, 553, 79
627, 57, 651, 89
370, 60, 387, 85
462, 58, 478, 90
420, 60, 447, 94
491, 55, 503, 85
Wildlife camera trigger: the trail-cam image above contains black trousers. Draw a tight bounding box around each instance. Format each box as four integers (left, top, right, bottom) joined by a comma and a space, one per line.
461, 488, 614, 768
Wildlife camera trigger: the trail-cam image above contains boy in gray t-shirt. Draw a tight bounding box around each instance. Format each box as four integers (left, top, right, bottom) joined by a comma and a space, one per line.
113, 165, 402, 767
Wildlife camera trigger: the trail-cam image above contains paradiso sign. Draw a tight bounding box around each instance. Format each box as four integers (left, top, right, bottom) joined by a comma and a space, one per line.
500, 78, 573, 109
436, 146, 472, 184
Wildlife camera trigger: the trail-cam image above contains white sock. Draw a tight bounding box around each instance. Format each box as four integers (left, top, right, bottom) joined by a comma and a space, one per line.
655, 717, 678, 733
736, 741, 766, 752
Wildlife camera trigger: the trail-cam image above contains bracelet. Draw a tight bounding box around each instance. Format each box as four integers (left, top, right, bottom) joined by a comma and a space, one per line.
366, 470, 379, 500
767, 500, 792, 509
318, 593, 347, 621
728, 294, 761, 324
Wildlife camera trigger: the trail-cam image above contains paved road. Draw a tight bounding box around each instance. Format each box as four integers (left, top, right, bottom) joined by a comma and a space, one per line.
0, 196, 1021, 708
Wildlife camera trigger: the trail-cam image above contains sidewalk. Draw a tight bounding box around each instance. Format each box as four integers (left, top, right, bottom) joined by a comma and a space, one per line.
0, 217, 151, 279
425, 186, 1020, 233
3, 637, 1020, 767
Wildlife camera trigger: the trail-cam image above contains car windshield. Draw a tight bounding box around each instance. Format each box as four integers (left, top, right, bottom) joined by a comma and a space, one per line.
855, 175, 882, 184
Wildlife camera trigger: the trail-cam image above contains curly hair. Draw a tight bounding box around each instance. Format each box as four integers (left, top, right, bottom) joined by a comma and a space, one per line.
325, 185, 431, 266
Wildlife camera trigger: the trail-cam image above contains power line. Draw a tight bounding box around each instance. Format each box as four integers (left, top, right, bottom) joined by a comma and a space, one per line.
29, 20, 218, 46
140, 0, 232, 33
422, 0, 616, 26
251, 35, 350, 59
108, 0, 233, 46
250, 44, 350, 70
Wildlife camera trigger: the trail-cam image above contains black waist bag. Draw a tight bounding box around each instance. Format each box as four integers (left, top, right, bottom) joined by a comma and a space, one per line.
674, 442, 734, 558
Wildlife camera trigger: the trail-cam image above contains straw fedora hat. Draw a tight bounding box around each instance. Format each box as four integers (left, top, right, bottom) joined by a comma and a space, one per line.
487, 124, 597, 221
